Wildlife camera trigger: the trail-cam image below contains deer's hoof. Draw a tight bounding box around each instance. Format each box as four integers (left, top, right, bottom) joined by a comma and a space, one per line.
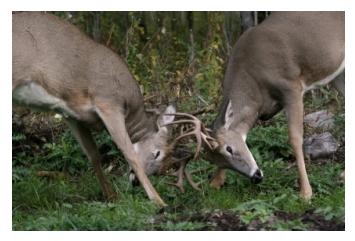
154, 198, 167, 208
105, 191, 118, 202
129, 172, 140, 187
300, 188, 313, 201
209, 178, 225, 189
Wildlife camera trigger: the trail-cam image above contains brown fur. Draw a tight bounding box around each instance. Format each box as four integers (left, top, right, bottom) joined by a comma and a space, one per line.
208, 12, 344, 200
12, 12, 177, 206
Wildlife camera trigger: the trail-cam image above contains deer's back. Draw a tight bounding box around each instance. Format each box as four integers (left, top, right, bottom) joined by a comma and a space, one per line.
227, 12, 344, 92
13, 12, 97, 90
12, 12, 143, 122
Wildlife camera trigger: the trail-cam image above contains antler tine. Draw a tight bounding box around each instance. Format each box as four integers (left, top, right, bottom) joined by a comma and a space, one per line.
191, 135, 201, 160
164, 112, 201, 118
201, 125, 217, 149
165, 157, 201, 192
164, 112, 216, 158
164, 119, 196, 126
168, 130, 196, 151
162, 112, 217, 192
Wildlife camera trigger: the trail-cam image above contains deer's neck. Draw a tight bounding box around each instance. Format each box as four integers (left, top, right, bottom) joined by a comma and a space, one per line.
230, 97, 259, 134
214, 71, 263, 134
213, 96, 260, 137
125, 105, 156, 143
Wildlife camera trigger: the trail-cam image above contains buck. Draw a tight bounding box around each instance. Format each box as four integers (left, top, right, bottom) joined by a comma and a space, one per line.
206, 12, 344, 200
12, 12, 179, 206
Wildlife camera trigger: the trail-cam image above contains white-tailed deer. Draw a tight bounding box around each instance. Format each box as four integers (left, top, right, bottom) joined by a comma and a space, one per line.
12, 12, 178, 206
207, 12, 344, 200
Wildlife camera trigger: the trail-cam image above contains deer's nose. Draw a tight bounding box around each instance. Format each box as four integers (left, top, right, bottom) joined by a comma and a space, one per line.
251, 169, 263, 184
129, 171, 140, 187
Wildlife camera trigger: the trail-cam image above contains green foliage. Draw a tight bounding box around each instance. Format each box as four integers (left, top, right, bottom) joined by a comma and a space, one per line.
232, 200, 275, 224
248, 114, 293, 162
12, 133, 26, 141
12, 133, 31, 167
41, 132, 88, 175
158, 220, 205, 231
314, 206, 345, 221
333, 113, 345, 139
13, 200, 157, 230
51, 11, 229, 111
12, 157, 345, 230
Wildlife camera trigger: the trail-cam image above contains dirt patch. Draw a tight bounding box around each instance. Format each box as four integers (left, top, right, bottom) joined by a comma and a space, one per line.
300, 210, 344, 231
154, 209, 344, 231
188, 211, 247, 231
12, 110, 66, 165
13, 109, 65, 147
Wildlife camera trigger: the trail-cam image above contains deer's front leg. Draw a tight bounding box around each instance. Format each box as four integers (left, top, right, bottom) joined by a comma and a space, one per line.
95, 104, 166, 207
210, 168, 226, 189
285, 92, 312, 200
65, 118, 116, 201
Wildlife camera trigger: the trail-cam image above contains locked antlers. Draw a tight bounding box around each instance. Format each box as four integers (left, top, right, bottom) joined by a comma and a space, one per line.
162, 112, 217, 192
166, 112, 217, 159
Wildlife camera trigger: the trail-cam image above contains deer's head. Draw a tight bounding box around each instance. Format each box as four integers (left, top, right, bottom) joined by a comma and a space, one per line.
129, 105, 176, 185
206, 101, 263, 183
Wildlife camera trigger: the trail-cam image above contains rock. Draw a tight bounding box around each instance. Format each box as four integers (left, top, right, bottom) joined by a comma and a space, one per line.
304, 110, 334, 129
303, 132, 338, 160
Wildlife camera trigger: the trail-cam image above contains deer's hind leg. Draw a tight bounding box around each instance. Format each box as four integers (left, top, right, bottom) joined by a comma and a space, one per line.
65, 117, 117, 201
284, 90, 312, 200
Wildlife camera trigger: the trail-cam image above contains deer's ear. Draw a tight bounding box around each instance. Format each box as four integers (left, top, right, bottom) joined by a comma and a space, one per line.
157, 105, 176, 129
224, 101, 234, 129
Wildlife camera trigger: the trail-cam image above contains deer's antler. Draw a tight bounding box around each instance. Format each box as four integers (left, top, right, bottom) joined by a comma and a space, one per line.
165, 112, 217, 159
162, 112, 217, 192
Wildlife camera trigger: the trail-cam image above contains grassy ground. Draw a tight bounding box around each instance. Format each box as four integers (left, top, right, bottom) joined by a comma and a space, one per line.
12, 87, 345, 231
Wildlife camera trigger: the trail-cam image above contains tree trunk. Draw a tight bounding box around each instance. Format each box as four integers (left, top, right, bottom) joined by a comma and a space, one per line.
240, 11, 254, 33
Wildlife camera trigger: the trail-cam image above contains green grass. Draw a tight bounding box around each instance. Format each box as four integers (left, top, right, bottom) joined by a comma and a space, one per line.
12, 106, 345, 230
12, 80, 344, 231
12, 159, 344, 230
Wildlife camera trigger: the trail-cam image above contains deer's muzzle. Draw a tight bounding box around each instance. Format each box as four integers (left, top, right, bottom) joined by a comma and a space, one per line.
251, 169, 263, 184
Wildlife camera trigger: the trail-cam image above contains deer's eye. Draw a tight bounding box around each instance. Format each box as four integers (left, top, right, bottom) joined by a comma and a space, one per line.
226, 146, 233, 155
154, 151, 161, 159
